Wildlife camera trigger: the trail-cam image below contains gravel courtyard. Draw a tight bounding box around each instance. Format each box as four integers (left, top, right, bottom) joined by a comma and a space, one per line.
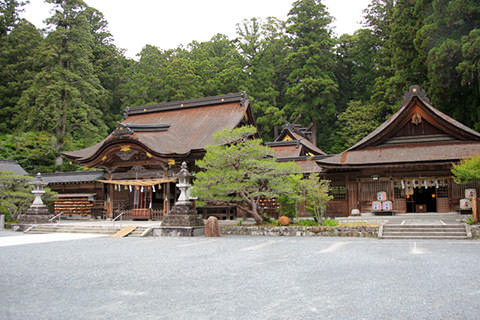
1, 234, 479, 319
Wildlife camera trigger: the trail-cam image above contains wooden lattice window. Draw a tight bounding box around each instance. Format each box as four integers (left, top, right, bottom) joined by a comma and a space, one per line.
359, 181, 390, 201
393, 183, 404, 199
330, 185, 346, 200
437, 186, 448, 198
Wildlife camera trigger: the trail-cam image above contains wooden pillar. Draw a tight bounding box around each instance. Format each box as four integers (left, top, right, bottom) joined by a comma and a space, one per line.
106, 171, 113, 219
165, 182, 171, 214
473, 197, 478, 224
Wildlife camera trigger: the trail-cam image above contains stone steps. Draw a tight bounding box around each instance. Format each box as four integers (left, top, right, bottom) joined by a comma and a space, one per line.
380, 224, 470, 240
25, 225, 152, 237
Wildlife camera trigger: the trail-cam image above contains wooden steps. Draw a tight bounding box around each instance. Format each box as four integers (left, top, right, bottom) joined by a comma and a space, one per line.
111, 226, 136, 238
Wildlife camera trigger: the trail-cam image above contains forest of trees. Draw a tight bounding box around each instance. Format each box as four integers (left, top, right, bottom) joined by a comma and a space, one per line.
0, 0, 479, 173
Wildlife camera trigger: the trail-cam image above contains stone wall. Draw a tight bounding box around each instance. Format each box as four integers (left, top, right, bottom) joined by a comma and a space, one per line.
470, 225, 480, 239
221, 225, 378, 238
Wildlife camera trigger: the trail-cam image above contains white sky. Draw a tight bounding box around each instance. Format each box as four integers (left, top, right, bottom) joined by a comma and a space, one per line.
22, 0, 371, 59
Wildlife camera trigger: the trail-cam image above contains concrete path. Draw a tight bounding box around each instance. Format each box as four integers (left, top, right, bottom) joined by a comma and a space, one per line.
0, 231, 105, 247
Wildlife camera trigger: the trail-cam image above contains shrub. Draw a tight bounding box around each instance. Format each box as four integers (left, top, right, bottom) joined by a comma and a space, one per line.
295, 219, 319, 226
466, 218, 477, 225
322, 218, 339, 226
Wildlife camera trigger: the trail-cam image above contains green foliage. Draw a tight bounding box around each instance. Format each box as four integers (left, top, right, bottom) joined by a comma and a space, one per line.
15, 0, 109, 168
236, 17, 289, 141
192, 126, 303, 224
295, 219, 319, 226
300, 173, 332, 222
451, 155, 480, 184
0, 0, 480, 173
337, 100, 381, 149
0, 19, 43, 133
0, 170, 58, 222
284, 0, 338, 150
277, 194, 298, 219
0, 170, 33, 221
321, 218, 339, 226
0, 131, 57, 173
465, 217, 477, 225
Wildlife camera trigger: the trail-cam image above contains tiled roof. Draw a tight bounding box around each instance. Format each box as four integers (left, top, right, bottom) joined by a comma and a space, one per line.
63, 93, 252, 163
0, 160, 27, 175
317, 142, 480, 166
40, 171, 104, 184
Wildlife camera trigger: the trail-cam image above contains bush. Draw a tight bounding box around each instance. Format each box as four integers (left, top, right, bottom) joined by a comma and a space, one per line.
295, 219, 319, 226
465, 218, 477, 225
322, 218, 339, 226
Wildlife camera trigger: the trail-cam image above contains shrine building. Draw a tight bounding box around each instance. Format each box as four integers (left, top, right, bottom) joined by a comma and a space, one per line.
315, 85, 480, 216
63, 93, 255, 220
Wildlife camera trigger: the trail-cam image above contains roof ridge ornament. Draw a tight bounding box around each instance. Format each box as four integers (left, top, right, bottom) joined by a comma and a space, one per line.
402, 85, 431, 105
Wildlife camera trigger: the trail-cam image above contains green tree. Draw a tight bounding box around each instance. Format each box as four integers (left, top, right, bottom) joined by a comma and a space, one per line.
451, 155, 480, 185
0, 170, 58, 222
0, 0, 25, 36
335, 29, 377, 107
284, 0, 338, 150
0, 170, 33, 222
236, 17, 290, 141
0, 131, 59, 173
300, 173, 332, 222
192, 126, 302, 224
16, 0, 108, 168
188, 33, 246, 97
0, 19, 43, 132
364, 0, 429, 119
337, 100, 381, 149
416, 0, 480, 131
84, 6, 128, 131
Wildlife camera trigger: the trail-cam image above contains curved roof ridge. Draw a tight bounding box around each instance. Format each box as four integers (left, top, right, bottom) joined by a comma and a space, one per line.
347, 85, 480, 151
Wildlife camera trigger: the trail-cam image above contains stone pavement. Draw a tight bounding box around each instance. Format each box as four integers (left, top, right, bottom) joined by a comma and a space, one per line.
1, 236, 479, 319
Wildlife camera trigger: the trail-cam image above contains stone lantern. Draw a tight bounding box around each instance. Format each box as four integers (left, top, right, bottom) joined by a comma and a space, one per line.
18, 173, 52, 225
176, 162, 193, 206
30, 173, 48, 208
157, 162, 205, 236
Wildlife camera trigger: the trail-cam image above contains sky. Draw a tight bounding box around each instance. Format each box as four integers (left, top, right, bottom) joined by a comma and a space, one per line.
22, 0, 371, 59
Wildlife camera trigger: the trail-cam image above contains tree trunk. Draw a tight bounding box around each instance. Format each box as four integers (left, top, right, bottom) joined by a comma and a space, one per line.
236, 204, 263, 224
311, 122, 317, 146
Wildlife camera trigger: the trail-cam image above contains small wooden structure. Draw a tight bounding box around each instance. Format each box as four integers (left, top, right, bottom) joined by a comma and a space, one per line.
265, 124, 326, 217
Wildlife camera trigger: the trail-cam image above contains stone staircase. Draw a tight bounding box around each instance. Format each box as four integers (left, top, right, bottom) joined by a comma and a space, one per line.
379, 224, 471, 240
25, 224, 152, 237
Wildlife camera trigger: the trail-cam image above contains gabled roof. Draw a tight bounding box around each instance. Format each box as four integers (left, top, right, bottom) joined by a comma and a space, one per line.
40, 171, 104, 184
63, 93, 255, 166
0, 160, 28, 175
348, 85, 480, 151
318, 85, 480, 167
266, 125, 326, 158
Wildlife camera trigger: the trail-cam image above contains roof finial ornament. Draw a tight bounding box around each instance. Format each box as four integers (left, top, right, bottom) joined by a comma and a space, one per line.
123, 106, 130, 120
402, 85, 431, 105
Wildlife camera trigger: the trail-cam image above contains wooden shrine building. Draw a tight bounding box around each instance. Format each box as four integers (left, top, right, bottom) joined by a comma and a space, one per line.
316, 85, 480, 216
266, 123, 326, 174
63, 93, 256, 220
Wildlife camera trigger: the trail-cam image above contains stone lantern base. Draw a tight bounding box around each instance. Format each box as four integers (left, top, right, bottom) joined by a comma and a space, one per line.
16, 206, 52, 230
153, 203, 205, 237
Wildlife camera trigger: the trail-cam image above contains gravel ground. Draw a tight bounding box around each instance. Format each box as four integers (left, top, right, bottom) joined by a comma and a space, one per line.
1, 236, 479, 320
